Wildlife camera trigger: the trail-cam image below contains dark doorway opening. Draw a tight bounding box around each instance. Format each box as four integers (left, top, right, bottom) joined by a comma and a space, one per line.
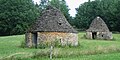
92, 32, 97, 39
33, 33, 37, 49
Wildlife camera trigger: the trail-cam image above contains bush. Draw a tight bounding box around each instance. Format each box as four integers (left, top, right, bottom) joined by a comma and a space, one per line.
37, 39, 61, 49
20, 41, 26, 48
37, 43, 46, 49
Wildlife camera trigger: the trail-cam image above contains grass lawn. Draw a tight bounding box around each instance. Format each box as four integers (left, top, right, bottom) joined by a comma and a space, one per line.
0, 32, 120, 60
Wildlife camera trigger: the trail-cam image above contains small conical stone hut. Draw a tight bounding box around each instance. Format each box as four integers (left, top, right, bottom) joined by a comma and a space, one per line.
86, 17, 113, 40
25, 6, 78, 48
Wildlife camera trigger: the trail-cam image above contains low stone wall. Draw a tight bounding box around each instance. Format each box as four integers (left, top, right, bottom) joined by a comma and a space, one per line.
26, 32, 78, 47
86, 32, 92, 39
25, 33, 33, 47
97, 32, 113, 40
86, 32, 113, 40
37, 32, 78, 46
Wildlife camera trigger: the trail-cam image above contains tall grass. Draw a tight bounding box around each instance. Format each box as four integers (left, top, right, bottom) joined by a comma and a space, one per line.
0, 32, 120, 60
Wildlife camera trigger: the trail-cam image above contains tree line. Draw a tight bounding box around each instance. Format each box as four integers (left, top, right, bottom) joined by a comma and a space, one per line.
74, 0, 120, 32
0, 0, 120, 36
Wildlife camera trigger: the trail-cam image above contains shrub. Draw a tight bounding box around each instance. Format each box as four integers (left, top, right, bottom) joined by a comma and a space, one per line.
20, 41, 26, 48
37, 43, 46, 49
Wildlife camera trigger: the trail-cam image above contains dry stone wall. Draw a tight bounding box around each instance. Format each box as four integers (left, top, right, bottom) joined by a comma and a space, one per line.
37, 32, 78, 46
86, 32, 113, 40
26, 32, 78, 47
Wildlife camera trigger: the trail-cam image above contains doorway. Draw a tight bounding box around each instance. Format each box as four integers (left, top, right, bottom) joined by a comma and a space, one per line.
33, 33, 37, 48
92, 32, 97, 39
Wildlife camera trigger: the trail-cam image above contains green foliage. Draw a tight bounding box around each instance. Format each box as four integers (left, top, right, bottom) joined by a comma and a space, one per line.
39, 0, 49, 14
50, 0, 73, 24
74, 0, 120, 31
37, 38, 78, 49
0, 0, 40, 36
37, 42, 46, 49
20, 41, 26, 48
37, 39, 61, 49
115, 1, 120, 32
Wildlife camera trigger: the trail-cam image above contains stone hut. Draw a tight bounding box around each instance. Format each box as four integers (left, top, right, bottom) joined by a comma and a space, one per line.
25, 6, 78, 48
86, 17, 113, 40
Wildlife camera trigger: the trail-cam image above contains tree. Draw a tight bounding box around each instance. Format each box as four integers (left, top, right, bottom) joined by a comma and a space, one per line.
39, 0, 49, 13
50, 0, 72, 24
75, 1, 99, 30
0, 0, 40, 35
115, 1, 120, 32
74, 0, 120, 31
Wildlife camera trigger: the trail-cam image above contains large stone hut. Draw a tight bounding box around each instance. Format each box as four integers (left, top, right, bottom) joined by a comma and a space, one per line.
86, 17, 113, 40
25, 6, 78, 48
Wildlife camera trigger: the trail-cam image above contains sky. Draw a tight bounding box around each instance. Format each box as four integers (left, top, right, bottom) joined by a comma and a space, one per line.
33, 0, 94, 17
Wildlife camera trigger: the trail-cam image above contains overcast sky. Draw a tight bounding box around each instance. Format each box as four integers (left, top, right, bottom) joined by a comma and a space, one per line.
33, 0, 94, 17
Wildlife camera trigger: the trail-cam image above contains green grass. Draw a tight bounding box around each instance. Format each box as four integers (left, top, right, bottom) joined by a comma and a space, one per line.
0, 35, 40, 58
52, 53, 120, 60
0, 32, 120, 60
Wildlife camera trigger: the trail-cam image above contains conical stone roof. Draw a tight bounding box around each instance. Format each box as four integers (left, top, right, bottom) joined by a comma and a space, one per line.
27, 6, 77, 33
86, 17, 110, 32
